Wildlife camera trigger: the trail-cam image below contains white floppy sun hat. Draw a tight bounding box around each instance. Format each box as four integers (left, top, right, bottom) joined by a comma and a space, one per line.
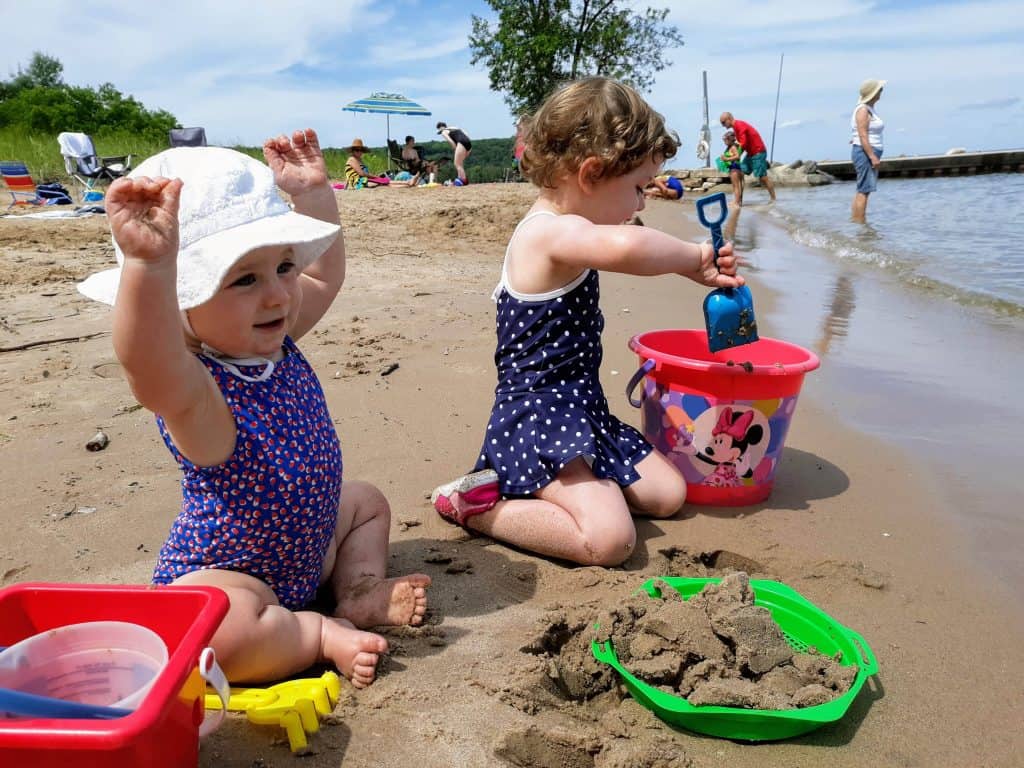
78, 146, 340, 310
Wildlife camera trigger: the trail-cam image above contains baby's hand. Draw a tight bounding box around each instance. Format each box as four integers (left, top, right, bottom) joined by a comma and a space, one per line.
695, 240, 746, 289
263, 128, 328, 197
106, 176, 182, 262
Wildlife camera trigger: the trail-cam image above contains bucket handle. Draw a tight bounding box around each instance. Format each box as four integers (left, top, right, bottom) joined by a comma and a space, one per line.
626, 359, 656, 408
844, 627, 879, 677
198, 647, 231, 737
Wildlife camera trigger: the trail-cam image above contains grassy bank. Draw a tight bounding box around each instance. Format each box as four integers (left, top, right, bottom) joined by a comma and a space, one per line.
1, 128, 518, 185
0, 127, 364, 184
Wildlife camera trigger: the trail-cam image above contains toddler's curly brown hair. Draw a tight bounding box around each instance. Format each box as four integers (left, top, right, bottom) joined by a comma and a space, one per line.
520, 77, 679, 189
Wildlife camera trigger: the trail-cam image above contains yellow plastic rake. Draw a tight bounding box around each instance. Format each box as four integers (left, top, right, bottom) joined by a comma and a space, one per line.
205, 671, 342, 753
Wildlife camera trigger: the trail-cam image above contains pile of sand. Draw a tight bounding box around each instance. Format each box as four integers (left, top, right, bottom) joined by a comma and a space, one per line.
530, 573, 856, 711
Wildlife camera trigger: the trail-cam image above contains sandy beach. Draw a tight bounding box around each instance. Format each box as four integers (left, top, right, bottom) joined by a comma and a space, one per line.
1, 185, 1023, 767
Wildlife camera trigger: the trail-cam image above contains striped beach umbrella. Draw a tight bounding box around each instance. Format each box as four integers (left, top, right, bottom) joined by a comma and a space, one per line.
342, 92, 431, 168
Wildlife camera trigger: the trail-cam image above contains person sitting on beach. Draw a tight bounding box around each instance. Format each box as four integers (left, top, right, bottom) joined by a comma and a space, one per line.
345, 138, 419, 189
401, 135, 438, 184
429, 77, 743, 566
718, 129, 744, 206
436, 122, 472, 186
77, 129, 430, 687
644, 174, 685, 200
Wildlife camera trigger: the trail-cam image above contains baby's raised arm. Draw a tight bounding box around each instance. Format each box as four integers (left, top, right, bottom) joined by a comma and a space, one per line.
264, 129, 345, 339
110, 177, 214, 420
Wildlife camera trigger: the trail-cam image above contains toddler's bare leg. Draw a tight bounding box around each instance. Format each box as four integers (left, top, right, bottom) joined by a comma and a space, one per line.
622, 450, 687, 518
173, 569, 387, 688
326, 480, 431, 628
467, 457, 638, 565
730, 170, 744, 207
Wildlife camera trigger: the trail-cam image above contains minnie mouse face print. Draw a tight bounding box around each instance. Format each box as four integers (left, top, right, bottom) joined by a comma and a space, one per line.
689, 406, 770, 488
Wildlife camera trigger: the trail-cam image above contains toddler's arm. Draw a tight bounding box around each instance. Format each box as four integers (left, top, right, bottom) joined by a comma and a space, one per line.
264, 128, 345, 339
110, 177, 218, 421
543, 215, 744, 289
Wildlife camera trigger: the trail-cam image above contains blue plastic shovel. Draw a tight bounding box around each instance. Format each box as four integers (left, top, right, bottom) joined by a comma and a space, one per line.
0, 687, 131, 719
0, 645, 130, 720
696, 192, 759, 353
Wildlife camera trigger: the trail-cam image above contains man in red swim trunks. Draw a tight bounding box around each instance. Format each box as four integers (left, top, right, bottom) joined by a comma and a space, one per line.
719, 112, 777, 202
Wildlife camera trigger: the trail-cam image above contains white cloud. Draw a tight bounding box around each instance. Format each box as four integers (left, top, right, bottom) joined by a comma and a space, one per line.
368, 34, 468, 65
648, 1, 1024, 160
2, 1, 1021, 159
958, 97, 1022, 111
664, 0, 872, 29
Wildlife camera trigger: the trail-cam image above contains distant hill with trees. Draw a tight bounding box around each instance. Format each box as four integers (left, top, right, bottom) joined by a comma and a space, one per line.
0, 52, 177, 139
0, 52, 180, 178
1, 52, 522, 184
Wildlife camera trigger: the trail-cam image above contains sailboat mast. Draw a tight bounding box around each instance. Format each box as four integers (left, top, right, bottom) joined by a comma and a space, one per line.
770, 53, 784, 164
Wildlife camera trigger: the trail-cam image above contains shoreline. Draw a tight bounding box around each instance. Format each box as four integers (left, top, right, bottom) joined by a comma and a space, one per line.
0, 185, 1021, 766
722, 199, 1024, 599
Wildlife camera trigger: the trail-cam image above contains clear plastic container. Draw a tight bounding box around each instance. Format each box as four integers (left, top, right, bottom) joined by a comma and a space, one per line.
0, 621, 168, 710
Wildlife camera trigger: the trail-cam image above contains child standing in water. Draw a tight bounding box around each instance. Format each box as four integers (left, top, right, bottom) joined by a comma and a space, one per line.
717, 129, 744, 207
431, 78, 743, 566
78, 129, 429, 688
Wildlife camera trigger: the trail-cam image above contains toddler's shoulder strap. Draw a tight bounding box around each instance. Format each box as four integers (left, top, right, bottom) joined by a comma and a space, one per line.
494, 210, 558, 300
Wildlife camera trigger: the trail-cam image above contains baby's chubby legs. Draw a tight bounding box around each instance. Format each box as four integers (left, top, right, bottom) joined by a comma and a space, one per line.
322, 480, 431, 629
172, 568, 387, 688
466, 452, 686, 565
172, 481, 429, 688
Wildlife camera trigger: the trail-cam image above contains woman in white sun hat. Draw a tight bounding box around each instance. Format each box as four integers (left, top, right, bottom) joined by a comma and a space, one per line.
78, 129, 430, 688
850, 78, 886, 222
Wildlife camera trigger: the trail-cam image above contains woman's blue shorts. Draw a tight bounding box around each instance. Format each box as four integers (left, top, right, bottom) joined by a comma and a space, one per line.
852, 145, 883, 194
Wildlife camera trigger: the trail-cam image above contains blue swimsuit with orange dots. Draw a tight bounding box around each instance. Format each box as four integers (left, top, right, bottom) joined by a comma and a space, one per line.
152, 337, 342, 610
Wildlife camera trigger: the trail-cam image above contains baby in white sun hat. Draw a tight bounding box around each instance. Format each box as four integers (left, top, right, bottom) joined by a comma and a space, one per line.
79, 129, 429, 688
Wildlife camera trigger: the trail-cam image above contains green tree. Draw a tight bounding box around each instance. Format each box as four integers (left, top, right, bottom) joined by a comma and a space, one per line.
1, 51, 64, 99
0, 53, 177, 139
469, 0, 684, 115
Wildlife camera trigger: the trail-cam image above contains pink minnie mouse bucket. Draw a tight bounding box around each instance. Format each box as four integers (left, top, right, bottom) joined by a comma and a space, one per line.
626, 329, 819, 506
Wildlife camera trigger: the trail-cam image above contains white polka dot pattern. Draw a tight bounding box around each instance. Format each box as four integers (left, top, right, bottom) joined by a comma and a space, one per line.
474, 269, 652, 496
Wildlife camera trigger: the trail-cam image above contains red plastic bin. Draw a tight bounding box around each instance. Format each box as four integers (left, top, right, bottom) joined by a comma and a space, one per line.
0, 582, 228, 768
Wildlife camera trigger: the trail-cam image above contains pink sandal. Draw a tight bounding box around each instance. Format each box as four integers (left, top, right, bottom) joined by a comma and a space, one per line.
431, 469, 500, 525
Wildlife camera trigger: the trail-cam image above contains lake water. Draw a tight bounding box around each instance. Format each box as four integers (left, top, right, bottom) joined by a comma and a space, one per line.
718, 176, 1024, 596
760, 173, 1024, 318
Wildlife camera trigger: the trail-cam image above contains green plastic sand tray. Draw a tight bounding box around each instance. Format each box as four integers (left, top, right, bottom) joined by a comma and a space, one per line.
591, 577, 878, 742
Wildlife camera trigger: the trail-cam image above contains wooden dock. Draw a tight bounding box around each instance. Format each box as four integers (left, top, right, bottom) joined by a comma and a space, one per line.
816, 148, 1024, 180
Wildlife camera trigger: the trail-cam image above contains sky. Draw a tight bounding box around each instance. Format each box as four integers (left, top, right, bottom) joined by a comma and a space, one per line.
2, 0, 1022, 164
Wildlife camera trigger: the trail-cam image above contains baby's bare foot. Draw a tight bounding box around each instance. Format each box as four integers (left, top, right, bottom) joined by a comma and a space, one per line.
320, 617, 388, 689
336, 574, 431, 628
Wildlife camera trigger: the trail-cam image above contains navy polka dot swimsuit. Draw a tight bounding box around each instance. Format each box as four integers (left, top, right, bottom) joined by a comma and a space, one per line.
474, 211, 652, 496
152, 337, 342, 610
